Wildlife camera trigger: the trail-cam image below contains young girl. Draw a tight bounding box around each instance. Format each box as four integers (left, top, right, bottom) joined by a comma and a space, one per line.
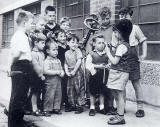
43, 42, 64, 116
64, 34, 85, 114
105, 19, 133, 125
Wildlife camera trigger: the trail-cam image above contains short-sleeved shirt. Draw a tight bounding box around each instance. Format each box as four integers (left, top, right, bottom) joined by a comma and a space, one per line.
10, 29, 32, 61
31, 48, 45, 77
111, 24, 147, 47
65, 48, 83, 70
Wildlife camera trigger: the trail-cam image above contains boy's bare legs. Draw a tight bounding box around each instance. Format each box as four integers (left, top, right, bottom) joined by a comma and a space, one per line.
99, 94, 104, 110
31, 93, 38, 112
131, 79, 145, 117
89, 94, 96, 116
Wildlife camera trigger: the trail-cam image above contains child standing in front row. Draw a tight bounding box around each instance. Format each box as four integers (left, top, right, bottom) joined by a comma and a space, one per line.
64, 34, 85, 114
43, 42, 64, 116
106, 19, 133, 125
86, 35, 110, 116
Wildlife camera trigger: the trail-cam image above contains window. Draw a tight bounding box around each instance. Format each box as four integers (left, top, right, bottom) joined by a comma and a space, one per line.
57, 0, 90, 39
122, 0, 160, 61
2, 11, 14, 48
23, 2, 41, 15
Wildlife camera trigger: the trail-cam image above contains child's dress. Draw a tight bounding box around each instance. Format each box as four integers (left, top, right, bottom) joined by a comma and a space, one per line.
43, 56, 63, 111
65, 48, 85, 107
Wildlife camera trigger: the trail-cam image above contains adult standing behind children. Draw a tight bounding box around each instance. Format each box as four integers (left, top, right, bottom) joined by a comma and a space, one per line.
111, 7, 147, 117
43, 6, 60, 39
7, 10, 34, 127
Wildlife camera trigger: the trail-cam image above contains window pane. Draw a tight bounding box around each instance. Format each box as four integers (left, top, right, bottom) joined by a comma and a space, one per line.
66, 6, 72, 17
57, 0, 65, 7
128, 0, 138, 6
72, 3, 83, 16
71, 29, 83, 39
84, 0, 90, 14
146, 43, 160, 61
140, 0, 160, 4
57, 7, 65, 21
70, 16, 83, 29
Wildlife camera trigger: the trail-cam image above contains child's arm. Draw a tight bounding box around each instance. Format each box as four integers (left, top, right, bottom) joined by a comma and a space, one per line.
64, 63, 71, 77
59, 60, 65, 77
105, 44, 127, 65
44, 60, 60, 76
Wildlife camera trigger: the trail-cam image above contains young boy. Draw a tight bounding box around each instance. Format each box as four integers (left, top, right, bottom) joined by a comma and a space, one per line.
86, 35, 110, 116
31, 32, 46, 116
8, 10, 34, 127
112, 7, 147, 117
43, 42, 64, 116
43, 6, 60, 39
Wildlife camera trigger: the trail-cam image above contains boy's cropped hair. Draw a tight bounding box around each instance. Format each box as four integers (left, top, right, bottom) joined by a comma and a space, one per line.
92, 34, 104, 43
99, 7, 111, 18
45, 6, 56, 14
54, 29, 66, 39
60, 17, 71, 26
118, 7, 133, 16
16, 10, 34, 25
67, 33, 79, 42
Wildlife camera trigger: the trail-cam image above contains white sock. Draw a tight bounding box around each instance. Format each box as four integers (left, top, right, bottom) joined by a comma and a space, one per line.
90, 105, 95, 110
32, 105, 37, 112
99, 105, 104, 110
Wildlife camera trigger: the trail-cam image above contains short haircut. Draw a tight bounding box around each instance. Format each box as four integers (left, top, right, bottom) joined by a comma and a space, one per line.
60, 17, 71, 26
45, 6, 56, 14
92, 34, 104, 43
118, 7, 133, 16
16, 10, 33, 25
45, 40, 58, 51
67, 34, 79, 42
54, 29, 66, 40
99, 7, 111, 18
89, 14, 98, 21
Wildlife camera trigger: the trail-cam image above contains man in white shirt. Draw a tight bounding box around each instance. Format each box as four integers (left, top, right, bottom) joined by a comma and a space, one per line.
8, 10, 34, 127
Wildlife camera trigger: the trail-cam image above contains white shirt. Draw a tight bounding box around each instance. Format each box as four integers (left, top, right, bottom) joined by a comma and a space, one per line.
10, 29, 32, 61
115, 44, 128, 57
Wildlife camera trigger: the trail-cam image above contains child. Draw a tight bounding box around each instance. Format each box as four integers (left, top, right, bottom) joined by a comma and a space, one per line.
86, 34, 110, 116
59, 16, 72, 38
31, 32, 46, 116
8, 10, 34, 127
43, 42, 64, 116
43, 6, 60, 39
54, 29, 70, 111
64, 34, 85, 114
106, 19, 133, 125
112, 7, 147, 117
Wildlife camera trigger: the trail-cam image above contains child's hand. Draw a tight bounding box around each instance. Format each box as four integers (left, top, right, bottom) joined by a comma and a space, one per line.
47, 31, 53, 38
139, 54, 147, 61
105, 45, 110, 54
41, 75, 45, 81
105, 63, 111, 70
70, 70, 76, 76
66, 71, 71, 77
95, 64, 105, 69
60, 71, 64, 77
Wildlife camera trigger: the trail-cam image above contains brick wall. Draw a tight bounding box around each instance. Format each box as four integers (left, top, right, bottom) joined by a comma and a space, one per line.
90, 0, 122, 23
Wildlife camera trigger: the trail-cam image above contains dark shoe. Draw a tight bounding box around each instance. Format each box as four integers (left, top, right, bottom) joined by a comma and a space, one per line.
42, 111, 51, 117
52, 109, 62, 115
75, 107, 83, 114
98, 109, 107, 115
89, 109, 95, 116
108, 115, 126, 125
65, 106, 76, 112
32, 110, 43, 116
136, 110, 145, 117
106, 107, 117, 115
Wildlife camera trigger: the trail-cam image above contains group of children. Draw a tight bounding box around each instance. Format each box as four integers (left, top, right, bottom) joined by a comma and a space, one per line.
8, 5, 147, 127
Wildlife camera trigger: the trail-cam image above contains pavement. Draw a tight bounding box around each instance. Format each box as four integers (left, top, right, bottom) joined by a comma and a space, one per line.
0, 70, 160, 127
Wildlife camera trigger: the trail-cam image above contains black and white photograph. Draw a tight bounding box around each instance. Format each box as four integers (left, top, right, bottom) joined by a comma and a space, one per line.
0, 0, 160, 127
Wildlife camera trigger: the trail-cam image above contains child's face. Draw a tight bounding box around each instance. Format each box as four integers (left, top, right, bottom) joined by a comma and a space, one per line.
35, 40, 45, 51
25, 18, 34, 31
113, 30, 122, 44
119, 13, 132, 20
101, 14, 111, 26
57, 32, 67, 44
68, 38, 78, 51
94, 38, 105, 52
46, 11, 56, 24
47, 44, 58, 58
36, 20, 45, 32
60, 21, 70, 32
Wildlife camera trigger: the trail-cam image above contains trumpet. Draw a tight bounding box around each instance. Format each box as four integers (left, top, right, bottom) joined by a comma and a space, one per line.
83, 17, 101, 47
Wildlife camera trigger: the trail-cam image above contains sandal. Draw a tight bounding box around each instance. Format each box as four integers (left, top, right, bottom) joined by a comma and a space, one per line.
136, 110, 145, 117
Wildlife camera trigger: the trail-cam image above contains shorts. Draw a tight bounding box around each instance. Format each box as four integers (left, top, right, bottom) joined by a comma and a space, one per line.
107, 69, 129, 91
129, 46, 140, 80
